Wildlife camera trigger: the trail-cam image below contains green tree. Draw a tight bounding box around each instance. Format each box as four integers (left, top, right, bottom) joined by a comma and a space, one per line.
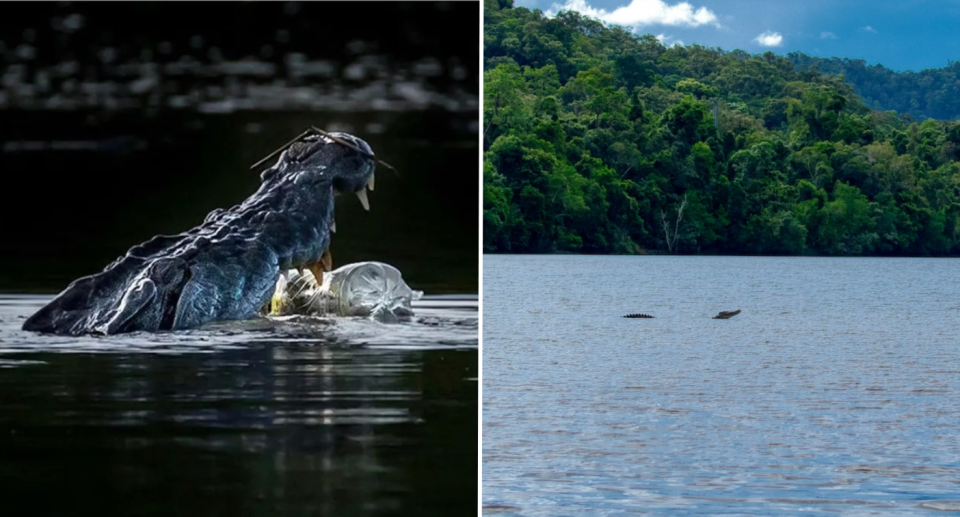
483, 0, 960, 257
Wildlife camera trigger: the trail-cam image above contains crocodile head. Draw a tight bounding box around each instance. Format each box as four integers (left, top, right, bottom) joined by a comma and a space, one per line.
268, 131, 377, 211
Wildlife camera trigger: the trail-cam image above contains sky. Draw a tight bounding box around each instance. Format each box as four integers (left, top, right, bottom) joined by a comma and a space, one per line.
512, 0, 960, 72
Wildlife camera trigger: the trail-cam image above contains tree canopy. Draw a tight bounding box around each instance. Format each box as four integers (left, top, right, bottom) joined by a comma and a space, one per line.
789, 53, 960, 122
483, 0, 960, 256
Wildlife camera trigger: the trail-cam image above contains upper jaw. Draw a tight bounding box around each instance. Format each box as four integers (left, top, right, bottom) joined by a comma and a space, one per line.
321, 132, 377, 211
344, 173, 375, 211
271, 130, 378, 211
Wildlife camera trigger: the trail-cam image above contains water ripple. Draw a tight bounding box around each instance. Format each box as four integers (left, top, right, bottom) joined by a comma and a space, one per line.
0, 292, 477, 515
0, 294, 477, 356
483, 255, 960, 516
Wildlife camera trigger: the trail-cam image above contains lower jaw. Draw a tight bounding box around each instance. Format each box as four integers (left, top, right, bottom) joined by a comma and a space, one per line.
267, 249, 333, 315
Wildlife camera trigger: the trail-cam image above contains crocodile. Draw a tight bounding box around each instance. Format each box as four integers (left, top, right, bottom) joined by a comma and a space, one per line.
22, 130, 378, 336
621, 310, 742, 319
712, 309, 741, 319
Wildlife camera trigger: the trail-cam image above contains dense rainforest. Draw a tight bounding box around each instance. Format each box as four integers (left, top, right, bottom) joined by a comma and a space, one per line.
788, 53, 960, 122
483, 0, 960, 256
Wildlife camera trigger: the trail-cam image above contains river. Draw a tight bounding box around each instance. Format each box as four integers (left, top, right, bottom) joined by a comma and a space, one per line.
1, 294, 477, 516
483, 254, 960, 516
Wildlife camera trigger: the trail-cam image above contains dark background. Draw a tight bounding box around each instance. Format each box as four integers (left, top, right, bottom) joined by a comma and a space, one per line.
0, 1, 479, 294
0, 3, 479, 517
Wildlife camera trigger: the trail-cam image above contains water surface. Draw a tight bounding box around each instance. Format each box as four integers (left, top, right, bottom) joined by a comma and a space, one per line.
1, 294, 477, 516
483, 255, 960, 516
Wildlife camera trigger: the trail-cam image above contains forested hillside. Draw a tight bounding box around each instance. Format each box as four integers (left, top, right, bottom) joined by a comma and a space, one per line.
483, 0, 960, 255
789, 53, 960, 122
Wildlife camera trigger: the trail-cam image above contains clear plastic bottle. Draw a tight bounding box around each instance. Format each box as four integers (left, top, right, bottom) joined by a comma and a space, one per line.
271, 261, 423, 322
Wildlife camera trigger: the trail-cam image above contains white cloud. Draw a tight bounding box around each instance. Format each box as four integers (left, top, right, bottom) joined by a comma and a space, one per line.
820, 31, 837, 39
754, 30, 783, 47
546, 0, 720, 29
655, 33, 685, 47
862, 25, 877, 33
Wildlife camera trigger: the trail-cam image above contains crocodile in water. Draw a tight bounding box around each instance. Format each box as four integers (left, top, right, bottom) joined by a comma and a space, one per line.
22, 131, 377, 335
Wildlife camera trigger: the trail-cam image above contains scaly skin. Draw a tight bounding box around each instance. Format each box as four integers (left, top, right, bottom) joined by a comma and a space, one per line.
22, 132, 376, 335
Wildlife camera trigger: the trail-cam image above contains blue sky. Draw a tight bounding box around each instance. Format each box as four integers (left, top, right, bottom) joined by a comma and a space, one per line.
512, 0, 960, 72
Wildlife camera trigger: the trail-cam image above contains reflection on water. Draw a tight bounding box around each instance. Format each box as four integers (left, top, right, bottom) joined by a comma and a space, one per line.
483, 255, 960, 516
0, 295, 477, 516
1, 295, 478, 354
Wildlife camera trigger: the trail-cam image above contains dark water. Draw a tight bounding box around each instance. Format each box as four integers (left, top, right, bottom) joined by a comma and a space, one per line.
483, 255, 960, 516
0, 3, 479, 514
1, 294, 477, 516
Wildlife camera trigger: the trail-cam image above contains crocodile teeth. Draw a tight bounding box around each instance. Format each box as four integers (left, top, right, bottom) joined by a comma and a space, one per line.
367, 173, 375, 191
356, 188, 370, 211
331, 221, 336, 233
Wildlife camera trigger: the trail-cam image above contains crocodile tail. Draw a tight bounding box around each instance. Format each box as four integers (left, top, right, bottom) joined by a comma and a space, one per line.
623, 313, 654, 319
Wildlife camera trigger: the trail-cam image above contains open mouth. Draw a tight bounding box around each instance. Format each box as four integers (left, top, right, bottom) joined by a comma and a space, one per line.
249, 127, 390, 294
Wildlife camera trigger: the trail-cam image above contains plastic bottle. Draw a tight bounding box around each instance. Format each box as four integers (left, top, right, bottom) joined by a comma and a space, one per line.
270, 261, 423, 322
326, 261, 423, 322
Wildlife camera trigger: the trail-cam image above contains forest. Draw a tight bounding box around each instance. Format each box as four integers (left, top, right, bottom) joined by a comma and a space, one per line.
788, 53, 960, 122
483, 0, 960, 256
